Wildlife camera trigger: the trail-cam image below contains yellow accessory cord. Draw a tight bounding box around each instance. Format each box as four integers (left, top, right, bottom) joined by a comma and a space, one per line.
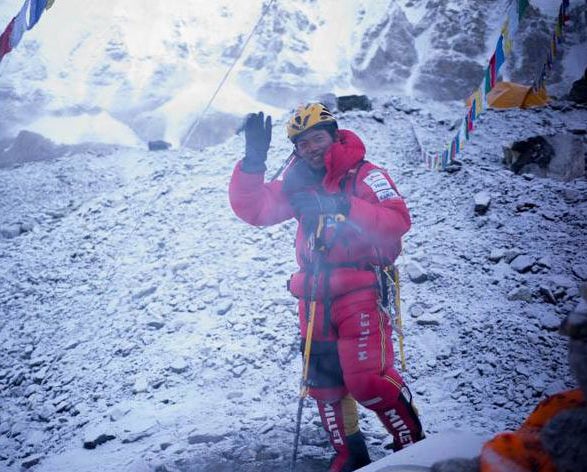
393, 265, 406, 372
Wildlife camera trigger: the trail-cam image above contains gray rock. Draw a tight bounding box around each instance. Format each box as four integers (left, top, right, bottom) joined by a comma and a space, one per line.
216, 301, 233, 316
132, 285, 157, 300
168, 360, 189, 374
539, 312, 560, 331
539, 286, 558, 304
488, 249, 506, 263
406, 262, 428, 283
408, 303, 425, 318
567, 68, 587, 104
114, 341, 137, 357
187, 432, 226, 445
64, 339, 82, 350
109, 406, 131, 422
121, 425, 158, 444
231, 365, 247, 378
549, 275, 575, 289
473, 191, 491, 215
83, 430, 116, 449
132, 377, 149, 394
416, 313, 441, 326
29, 356, 47, 368
493, 395, 508, 406
21, 454, 44, 469
546, 134, 585, 181
31, 367, 47, 384
147, 318, 165, 329
507, 287, 533, 302
504, 134, 584, 181
337, 95, 372, 112
10, 370, 26, 386
572, 264, 587, 281
503, 249, 522, 264
563, 189, 582, 203
55, 400, 72, 413
148, 140, 171, 151
536, 257, 552, 269
0, 224, 22, 239
510, 255, 535, 273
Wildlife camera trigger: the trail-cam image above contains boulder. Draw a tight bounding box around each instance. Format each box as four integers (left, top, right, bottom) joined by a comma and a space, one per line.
503, 134, 585, 181
147, 140, 171, 151
0, 224, 23, 239
473, 191, 491, 215
510, 255, 535, 273
83, 430, 116, 449
337, 95, 372, 112
406, 262, 428, 283
507, 287, 533, 302
567, 67, 587, 104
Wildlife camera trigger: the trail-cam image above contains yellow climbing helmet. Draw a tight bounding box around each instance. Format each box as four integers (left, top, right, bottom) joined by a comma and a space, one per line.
286, 103, 337, 142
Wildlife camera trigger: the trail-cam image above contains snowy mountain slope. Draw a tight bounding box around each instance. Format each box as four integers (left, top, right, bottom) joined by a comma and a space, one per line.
1, 93, 585, 470
1, 0, 584, 151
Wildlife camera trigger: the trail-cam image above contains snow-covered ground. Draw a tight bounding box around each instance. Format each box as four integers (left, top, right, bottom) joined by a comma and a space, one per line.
0, 93, 585, 471
1, 0, 586, 470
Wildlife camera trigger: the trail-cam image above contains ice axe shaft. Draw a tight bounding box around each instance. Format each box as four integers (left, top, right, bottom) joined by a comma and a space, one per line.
291, 216, 324, 471
270, 151, 297, 182
393, 266, 406, 372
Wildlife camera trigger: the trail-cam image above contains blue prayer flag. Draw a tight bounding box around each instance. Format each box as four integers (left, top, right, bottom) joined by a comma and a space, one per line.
28, 0, 48, 30
495, 35, 505, 72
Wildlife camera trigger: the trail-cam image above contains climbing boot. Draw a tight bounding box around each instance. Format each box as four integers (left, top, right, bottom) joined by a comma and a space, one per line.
328, 431, 372, 471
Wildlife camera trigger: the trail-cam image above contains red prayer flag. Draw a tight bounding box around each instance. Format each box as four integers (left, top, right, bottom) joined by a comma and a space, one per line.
489, 54, 497, 87
0, 18, 15, 62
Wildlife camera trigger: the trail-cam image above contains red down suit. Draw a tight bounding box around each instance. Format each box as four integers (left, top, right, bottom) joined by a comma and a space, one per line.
229, 129, 423, 452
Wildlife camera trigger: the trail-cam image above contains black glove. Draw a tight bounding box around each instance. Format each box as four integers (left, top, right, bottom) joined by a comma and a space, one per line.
241, 112, 272, 174
289, 191, 350, 219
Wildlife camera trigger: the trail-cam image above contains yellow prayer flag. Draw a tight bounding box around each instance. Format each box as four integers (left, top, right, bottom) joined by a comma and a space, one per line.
474, 90, 482, 115
501, 21, 512, 54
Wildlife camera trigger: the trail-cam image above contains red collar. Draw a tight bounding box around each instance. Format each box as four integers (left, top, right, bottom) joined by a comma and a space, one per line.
323, 129, 366, 192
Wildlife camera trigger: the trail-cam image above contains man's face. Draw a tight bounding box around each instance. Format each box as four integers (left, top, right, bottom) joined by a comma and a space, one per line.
295, 128, 335, 170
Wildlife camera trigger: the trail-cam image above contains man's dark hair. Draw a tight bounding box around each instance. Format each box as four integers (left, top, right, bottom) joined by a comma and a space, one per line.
293, 121, 339, 144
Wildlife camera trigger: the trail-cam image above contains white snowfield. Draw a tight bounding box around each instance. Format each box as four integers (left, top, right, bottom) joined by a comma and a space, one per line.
0, 94, 585, 471
358, 430, 486, 471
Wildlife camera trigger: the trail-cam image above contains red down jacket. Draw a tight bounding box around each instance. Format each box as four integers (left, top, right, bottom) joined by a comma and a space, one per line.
229, 129, 411, 299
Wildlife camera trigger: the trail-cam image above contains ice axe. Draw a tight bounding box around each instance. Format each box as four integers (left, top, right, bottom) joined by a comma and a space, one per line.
291, 215, 326, 471
269, 150, 298, 182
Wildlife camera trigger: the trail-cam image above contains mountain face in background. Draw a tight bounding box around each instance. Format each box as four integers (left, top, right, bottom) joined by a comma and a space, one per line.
0, 0, 584, 149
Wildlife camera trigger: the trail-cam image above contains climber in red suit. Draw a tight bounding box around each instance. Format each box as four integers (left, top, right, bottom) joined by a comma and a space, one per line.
229, 103, 424, 471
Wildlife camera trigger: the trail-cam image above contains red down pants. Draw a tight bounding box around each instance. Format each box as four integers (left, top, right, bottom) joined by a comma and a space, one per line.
299, 287, 424, 451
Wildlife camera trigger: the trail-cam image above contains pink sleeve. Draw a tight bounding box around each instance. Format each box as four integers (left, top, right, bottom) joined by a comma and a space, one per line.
229, 160, 295, 226
347, 167, 411, 243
